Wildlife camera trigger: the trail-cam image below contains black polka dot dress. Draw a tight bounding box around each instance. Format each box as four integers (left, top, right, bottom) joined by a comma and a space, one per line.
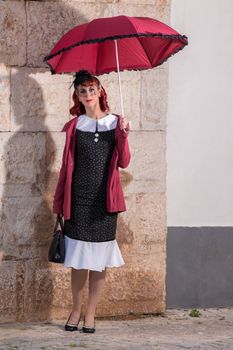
63, 114, 125, 271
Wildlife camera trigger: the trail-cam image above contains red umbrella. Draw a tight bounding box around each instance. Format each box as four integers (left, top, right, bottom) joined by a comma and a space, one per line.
44, 15, 188, 114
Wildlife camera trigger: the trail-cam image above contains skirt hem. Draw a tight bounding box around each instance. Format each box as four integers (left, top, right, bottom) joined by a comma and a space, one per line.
63, 262, 125, 272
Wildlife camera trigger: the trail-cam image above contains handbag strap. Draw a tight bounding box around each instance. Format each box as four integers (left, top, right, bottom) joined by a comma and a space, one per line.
53, 214, 64, 234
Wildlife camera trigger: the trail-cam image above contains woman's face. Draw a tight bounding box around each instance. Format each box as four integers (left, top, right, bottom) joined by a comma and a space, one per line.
75, 83, 101, 109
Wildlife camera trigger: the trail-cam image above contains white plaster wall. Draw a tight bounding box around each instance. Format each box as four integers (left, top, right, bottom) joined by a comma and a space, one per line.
166, 0, 233, 226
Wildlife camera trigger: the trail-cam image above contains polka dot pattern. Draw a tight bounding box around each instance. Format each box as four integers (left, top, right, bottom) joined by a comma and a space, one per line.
63, 127, 118, 242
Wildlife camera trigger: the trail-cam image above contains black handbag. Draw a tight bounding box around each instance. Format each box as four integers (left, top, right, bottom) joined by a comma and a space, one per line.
48, 214, 65, 263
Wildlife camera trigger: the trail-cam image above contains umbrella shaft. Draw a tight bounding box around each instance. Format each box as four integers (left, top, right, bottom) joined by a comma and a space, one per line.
114, 40, 124, 116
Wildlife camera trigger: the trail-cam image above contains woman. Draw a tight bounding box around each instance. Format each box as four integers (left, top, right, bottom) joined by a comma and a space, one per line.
53, 70, 131, 333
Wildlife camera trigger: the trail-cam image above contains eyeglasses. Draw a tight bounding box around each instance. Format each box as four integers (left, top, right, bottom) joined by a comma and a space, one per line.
75, 86, 99, 97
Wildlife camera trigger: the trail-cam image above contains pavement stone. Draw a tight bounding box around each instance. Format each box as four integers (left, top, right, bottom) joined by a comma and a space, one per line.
0, 308, 233, 350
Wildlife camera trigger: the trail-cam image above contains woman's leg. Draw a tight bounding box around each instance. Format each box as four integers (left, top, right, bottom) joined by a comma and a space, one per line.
67, 268, 88, 324
84, 269, 107, 327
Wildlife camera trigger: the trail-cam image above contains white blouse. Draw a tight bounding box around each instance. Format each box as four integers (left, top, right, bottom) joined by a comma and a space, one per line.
63, 113, 125, 272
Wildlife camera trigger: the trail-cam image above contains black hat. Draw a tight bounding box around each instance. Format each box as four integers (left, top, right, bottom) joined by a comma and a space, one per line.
69, 70, 93, 89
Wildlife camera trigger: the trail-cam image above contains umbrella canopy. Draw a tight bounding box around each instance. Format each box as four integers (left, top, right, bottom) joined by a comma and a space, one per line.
43, 15, 188, 75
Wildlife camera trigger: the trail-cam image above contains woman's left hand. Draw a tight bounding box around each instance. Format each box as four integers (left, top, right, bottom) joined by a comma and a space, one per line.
120, 116, 130, 130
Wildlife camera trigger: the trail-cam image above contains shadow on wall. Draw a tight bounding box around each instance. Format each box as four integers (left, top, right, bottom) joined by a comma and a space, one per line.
1, 70, 55, 322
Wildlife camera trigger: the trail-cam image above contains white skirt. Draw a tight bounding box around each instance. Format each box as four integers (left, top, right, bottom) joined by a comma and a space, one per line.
63, 235, 125, 272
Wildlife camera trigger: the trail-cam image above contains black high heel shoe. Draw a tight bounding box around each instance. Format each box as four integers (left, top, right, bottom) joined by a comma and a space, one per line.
65, 312, 81, 332
82, 317, 96, 333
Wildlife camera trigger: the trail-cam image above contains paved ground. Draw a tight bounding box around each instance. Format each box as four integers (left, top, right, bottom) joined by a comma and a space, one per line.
0, 308, 233, 350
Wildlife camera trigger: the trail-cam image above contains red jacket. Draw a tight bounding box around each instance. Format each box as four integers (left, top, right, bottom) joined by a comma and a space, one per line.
53, 114, 131, 220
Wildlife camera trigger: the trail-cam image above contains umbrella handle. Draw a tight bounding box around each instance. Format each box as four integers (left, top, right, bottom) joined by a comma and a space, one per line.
114, 39, 124, 117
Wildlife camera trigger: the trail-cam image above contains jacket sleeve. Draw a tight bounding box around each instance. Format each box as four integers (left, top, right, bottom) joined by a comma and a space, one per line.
52, 125, 68, 215
116, 124, 131, 169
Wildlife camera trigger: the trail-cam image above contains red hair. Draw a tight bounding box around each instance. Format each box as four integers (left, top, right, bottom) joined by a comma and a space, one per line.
70, 77, 110, 116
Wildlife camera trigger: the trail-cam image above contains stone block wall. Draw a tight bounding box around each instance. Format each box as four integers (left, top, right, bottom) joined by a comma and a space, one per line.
0, 0, 170, 323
